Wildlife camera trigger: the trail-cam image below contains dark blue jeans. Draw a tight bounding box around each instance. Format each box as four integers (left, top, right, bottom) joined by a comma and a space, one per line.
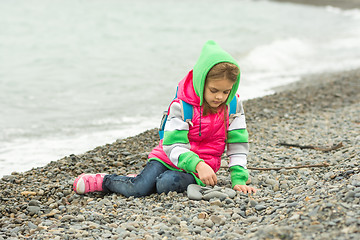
102, 160, 196, 197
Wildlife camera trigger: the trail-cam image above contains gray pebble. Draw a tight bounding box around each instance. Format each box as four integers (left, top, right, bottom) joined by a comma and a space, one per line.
345, 191, 356, 200
27, 222, 37, 229
28, 200, 41, 207
193, 218, 204, 226
205, 219, 214, 227
61, 215, 75, 222
169, 216, 181, 225
27, 206, 40, 215
210, 215, 222, 224
255, 205, 267, 211
224, 188, 236, 198
250, 200, 258, 207
187, 184, 203, 200
203, 191, 228, 201
75, 215, 85, 222
246, 216, 259, 223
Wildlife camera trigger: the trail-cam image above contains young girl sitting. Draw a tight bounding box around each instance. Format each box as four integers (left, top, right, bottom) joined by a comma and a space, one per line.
73, 40, 257, 197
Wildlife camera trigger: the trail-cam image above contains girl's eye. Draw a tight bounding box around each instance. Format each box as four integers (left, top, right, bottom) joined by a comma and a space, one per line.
210, 89, 218, 93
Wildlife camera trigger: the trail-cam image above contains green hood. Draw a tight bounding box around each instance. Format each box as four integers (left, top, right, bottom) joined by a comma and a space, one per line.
193, 40, 240, 106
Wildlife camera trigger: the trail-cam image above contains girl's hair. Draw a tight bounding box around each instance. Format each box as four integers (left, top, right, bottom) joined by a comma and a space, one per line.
202, 62, 239, 116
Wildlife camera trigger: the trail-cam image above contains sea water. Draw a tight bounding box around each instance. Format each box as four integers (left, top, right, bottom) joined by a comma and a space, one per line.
1, 0, 360, 176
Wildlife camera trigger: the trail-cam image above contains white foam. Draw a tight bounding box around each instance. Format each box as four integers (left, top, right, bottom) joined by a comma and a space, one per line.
241, 38, 314, 73
326, 6, 360, 19
238, 33, 360, 100
238, 38, 314, 99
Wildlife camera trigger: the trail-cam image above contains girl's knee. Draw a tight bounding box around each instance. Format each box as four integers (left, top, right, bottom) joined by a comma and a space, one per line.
156, 171, 194, 194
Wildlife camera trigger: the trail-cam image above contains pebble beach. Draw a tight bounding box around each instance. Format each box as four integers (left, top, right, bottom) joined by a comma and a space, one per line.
1, 68, 359, 239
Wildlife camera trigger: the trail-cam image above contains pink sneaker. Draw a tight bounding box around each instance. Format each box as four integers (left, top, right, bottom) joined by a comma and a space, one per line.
73, 173, 106, 194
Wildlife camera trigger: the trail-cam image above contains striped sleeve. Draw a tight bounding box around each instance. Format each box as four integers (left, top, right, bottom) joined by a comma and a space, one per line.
162, 101, 203, 172
227, 97, 249, 186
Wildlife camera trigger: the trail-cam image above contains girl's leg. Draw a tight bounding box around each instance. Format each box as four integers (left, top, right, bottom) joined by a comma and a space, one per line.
102, 160, 168, 197
156, 170, 196, 194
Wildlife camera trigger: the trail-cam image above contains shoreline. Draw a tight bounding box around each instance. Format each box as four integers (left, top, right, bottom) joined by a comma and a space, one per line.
1, 68, 359, 239
272, 0, 360, 9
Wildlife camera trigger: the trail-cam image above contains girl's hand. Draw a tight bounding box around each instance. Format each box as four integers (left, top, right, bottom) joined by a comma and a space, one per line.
233, 185, 258, 194
196, 161, 217, 186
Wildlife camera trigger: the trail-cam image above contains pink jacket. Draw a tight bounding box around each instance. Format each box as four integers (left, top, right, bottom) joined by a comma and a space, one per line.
149, 70, 228, 174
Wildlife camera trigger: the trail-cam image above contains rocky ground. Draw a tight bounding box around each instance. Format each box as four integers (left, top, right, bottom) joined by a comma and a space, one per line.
0, 69, 359, 239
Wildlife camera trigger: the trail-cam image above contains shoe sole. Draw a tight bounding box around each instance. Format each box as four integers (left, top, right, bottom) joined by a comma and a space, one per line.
73, 173, 86, 194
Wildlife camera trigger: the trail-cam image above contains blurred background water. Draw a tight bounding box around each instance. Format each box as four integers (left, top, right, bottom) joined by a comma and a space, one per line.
1, 0, 360, 176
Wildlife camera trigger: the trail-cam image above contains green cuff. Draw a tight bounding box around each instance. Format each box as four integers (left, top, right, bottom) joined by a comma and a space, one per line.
178, 151, 203, 173
190, 173, 206, 187
230, 165, 249, 188
163, 130, 189, 145
227, 129, 249, 143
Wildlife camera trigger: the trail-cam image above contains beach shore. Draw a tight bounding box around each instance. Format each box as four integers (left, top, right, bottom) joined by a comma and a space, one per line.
1, 68, 359, 239
273, 0, 360, 9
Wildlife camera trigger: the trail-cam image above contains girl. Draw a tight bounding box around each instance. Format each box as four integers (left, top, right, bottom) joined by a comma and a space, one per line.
73, 40, 257, 197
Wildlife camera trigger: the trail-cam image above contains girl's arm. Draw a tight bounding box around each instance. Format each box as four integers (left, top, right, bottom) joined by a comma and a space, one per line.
227, 96, 250, 188
162, 100, 203, 173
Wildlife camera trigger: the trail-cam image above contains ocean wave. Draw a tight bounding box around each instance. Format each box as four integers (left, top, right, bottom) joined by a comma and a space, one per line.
326, 6, 360, 19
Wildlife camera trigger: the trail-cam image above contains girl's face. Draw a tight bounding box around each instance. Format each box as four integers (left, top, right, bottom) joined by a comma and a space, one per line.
204, 77, 234, 108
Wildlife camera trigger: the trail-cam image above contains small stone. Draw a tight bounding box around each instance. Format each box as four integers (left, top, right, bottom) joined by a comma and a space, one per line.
109, 223, 117, 228
266, 178, 278, 186
144, 234, 153, 240
21, 191, 37, 196
193, 218, 204, 226
61, 215, 75, 222
221, 160, 228, 167
153, 207, 164, 212
307, 179, 316, 186
224, 188, 236, 198
287, 202, 298, 208
198, 212, 208, 219
205, 219, 214, 227
324, 172, 335, 180
352, 181, 360, 187
187, 184, 202, 200
308, 224, 324, 231
169, 216, 181, 225
289, 214, 300, 221
210, 215, 222, 224
345, 191, 355, 200
203, 191, 228, 201
250, 200, 258, 207
121, 151, 131, 156
75, 215, 85, 222
27, 222, 37, 229
41, 209, 60, 218
38, 189, 45, 195
27, 206, 40, 215
209, 199, 222, 206
255, 205, 266, 211
28, 200, 41, 207
246, 216, 259, 223
232, 213, 241, 220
